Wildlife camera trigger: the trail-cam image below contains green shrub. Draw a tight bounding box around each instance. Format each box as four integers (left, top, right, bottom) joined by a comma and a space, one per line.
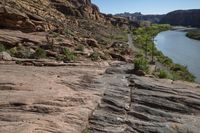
0, 43, 5, 52
63, 48, 76, 62
158, 69, 168, 79
64, 28, 74, 36
34, 48, 46, 59
9, 46, 33, 58
133, 57, 149, 72
82, 129, 88, 133
90, 51, 101, 61
52, 32, 60, 38
135, 51, 144, 58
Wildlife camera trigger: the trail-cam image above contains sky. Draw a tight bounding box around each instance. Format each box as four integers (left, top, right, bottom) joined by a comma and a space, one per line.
91, 0, 200, 15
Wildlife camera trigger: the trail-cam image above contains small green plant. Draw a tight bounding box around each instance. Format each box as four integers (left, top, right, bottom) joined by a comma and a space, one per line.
52, 32, 60, 38
133, 57, 149, 72
90, 51, 101, 61
34, 47, 46, 59
135, 51, 144, 58
82, 128, 88, 133
158, 69, 168, 79
63, 48, 76, 62
76, 45, 84, 52
0, 43, 5, 52
64, 28, 74, 36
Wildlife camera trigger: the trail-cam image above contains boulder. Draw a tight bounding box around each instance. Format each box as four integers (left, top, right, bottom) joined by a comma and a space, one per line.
0, 51, 12, 61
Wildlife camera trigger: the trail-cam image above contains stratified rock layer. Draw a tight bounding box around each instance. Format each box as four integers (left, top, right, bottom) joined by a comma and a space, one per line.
0, 62, 108, 133
88, 64, 200, 133
1, 62, 200, 133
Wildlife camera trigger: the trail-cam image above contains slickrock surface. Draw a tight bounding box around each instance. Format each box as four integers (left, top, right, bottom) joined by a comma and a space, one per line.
0, 62, 109, 133
1, 62, 200, 133
88, 64, 200, 133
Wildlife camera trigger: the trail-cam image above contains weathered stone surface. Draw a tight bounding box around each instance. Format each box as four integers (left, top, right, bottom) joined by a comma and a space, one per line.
0, 29, 73, 47
0, 51, 12, 61
0, 62, 107, 133
0, 5, 36, 32
88, 64, 200, 133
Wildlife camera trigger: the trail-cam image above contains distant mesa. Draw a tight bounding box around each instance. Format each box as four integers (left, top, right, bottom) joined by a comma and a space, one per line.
116, 9, 200, 28
115, 12, 165, 23
160, 9, 200, 28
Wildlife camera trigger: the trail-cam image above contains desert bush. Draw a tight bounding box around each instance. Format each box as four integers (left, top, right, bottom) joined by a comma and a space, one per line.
135, 51, 144, 58
9, 46, 33, 58
0, 43, 5, 52
134, 57, 149, 72
90, 51, 101, 61
158, 69, 168, 79
64, 28, 74, 36
63, 48, 76, 61
34, 47, 46, 59
82, 129, 88, 133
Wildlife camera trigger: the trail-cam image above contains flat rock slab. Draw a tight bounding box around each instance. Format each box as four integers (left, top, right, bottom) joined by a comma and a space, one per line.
88, 64, 200, 133
0, 63, 108, 133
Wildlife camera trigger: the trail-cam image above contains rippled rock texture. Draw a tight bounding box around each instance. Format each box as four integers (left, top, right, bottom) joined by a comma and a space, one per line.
88, 64, 200, 133
0, 62, 108, 133
1, 62, 200, 133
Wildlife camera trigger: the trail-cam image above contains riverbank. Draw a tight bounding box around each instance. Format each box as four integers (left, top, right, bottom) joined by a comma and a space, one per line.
132, 24, 195, 82
186, 29, 200, 40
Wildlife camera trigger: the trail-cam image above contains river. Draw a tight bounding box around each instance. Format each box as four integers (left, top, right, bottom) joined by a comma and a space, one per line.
155, 30, 200, 83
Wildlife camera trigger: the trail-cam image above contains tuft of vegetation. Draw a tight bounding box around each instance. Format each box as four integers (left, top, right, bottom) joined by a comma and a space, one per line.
34, 47, 46, 59
64, 28, 74, 36
158, 69, 168, 79
133, 57, 149, 73
76, 45, 84, 52
82, 128, 89, 133
0, 43, 5, 52
186, 29, 200, 40
90, 51, 101, 61
62, 48, 76, 62
9, 46, 34, 59
51, 32, 60, 38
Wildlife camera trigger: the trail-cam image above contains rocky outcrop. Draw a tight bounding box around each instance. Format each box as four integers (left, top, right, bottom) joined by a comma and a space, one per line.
50, 0, 103, 21
0, 5, 36, 32
0, 51, 12, 61
88, 64, 200, 133
160, 9, 200, 28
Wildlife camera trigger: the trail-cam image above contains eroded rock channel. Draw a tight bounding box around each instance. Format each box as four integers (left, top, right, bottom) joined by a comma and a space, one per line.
88, 63, 200, 133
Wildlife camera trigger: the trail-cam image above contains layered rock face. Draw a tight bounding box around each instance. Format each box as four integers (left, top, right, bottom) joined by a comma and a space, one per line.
0, 0, 132, 33
0, 0, 104, 32
160, 9, 200, 28
88, 64, 200, 133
